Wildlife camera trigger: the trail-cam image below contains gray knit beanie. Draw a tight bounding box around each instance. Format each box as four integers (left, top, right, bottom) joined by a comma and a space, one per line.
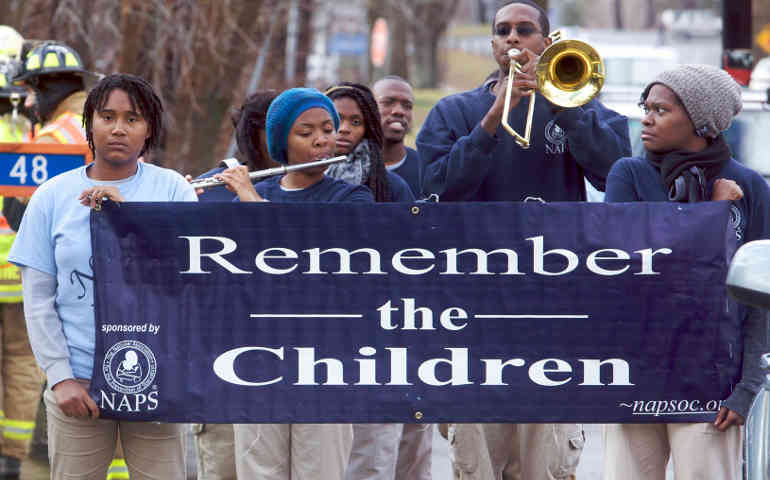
642, 64, 742, 139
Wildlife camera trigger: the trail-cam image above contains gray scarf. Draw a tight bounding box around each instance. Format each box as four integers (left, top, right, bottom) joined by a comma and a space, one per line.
326, 139, 372, 186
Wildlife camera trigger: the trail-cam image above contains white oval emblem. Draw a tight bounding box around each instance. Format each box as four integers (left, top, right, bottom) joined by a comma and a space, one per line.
102, 340, 157, 394
730, 205, 742, 229
545, 120, 566, 145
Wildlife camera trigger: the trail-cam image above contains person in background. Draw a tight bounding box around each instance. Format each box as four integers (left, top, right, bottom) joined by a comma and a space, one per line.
190, 89, 279, 480
194, 90, 279, 202
8, 73, 196, 480
332, 74, 433, 480
325, 82, 414, 203
604, 64, 769, 480
415, 1, 630, 478
372, 76, 424, 199
4, 40, 89, 230
0, 26, 39, 480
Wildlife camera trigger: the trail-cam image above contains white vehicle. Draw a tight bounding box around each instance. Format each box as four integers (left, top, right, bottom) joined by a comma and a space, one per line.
660, 9, 722, 39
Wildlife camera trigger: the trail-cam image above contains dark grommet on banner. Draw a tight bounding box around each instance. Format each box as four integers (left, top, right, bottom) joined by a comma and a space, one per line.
411, 206, 420, 215
414, 411, 424, 421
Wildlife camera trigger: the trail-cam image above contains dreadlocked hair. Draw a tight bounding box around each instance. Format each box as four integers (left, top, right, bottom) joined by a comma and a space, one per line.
83, 73, 164, 158
231, 89, 279, 171
325, 82, 389, 203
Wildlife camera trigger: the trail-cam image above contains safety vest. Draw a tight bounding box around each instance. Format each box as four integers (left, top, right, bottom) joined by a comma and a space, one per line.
35, 111, 86, 144
0, 113, 29, 143
0, 198, 21, 303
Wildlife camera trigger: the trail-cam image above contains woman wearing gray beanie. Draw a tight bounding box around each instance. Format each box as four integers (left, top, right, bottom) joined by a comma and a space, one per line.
603, 65, 770, 479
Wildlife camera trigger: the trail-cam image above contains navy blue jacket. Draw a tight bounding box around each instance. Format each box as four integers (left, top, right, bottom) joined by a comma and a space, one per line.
417, 84, 630, 202
387, 147, 424, 198
606, 155, 770, 418
195, 166, 236, 202
386, 170, 416, 203
253, 175, 374, 203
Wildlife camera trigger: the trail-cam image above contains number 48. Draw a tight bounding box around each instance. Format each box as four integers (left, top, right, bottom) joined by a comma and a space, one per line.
10, 155, 49, 185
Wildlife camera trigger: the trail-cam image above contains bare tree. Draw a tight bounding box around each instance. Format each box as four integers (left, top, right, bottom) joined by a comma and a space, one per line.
0, 0, 311, 175
381, 0, 460, 89
613, 0, 624, 29
645, 0, 657, 29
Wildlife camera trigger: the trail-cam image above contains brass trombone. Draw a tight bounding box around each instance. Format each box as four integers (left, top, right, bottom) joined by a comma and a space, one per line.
502, 31, 605, 149
189, 156, 347, 190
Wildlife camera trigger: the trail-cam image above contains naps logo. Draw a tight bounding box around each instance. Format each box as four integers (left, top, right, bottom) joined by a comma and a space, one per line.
545, 120, 567, 154
730, 205, 744, 240
103, 340, 157, 394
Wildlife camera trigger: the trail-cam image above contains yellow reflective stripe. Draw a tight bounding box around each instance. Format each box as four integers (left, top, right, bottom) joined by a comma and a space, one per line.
26, 54, 40, 70
3, 431, 32, 441
43, 52, 60, 68
3, 419, 34, 441
51, 130, 70, 144
4, 419, 34, 429
64, 52, 80, 67
107, 459, 130, 479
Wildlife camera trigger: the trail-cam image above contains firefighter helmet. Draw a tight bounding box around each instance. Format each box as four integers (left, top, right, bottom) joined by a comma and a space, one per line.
0, 26, 23, 62
13, 42, 87, 84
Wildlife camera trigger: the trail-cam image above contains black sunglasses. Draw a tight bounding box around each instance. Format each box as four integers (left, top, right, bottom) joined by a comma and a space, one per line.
494, 23, 540, 38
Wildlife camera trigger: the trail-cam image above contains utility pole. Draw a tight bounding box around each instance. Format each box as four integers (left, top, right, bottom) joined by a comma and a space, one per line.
722, 0, 753, 85
285, 0, 300, 84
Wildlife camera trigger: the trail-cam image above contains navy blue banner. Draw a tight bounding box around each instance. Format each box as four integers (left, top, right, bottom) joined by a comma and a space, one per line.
90, 201, 738, 423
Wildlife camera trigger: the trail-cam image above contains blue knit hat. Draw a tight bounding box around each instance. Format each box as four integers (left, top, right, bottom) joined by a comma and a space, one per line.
265, 88, 340, 165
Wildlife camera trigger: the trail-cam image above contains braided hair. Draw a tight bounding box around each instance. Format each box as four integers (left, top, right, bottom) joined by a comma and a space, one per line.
325, 82, 389, 203
231, 89, 279, 170
83, 73, 164, 158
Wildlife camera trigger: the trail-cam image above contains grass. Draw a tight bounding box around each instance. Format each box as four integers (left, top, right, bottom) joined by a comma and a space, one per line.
406, 88, 448, 148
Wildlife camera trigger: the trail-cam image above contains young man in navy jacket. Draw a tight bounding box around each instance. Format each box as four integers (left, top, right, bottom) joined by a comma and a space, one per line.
373, 76, 424, 199
416, 1, 630, 479
417, 1, 629, 203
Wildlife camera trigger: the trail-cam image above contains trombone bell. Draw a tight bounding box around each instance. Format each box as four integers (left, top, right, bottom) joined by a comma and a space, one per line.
537, 39, 604, 108
501, 33, 605, 147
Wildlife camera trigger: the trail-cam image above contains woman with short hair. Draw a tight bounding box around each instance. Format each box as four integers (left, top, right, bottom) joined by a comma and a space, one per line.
8, 73, 196, 479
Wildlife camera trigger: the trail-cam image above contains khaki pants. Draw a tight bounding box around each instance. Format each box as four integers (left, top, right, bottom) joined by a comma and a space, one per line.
602, 423, 742, 480
396, 424, 433, 480
452, 423, 583, 480
234, 423, 353, 480
0, 303, 41, 459
345, 424, 433, 480
44, 385, 186, 480
193, 423, 236, 480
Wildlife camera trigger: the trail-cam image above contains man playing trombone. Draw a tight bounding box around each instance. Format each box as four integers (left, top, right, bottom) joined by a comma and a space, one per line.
417, 0, 629, 203
415, 1, 631, 478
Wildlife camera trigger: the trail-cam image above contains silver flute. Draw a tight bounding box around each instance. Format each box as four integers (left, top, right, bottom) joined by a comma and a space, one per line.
189, 155, 347, 190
